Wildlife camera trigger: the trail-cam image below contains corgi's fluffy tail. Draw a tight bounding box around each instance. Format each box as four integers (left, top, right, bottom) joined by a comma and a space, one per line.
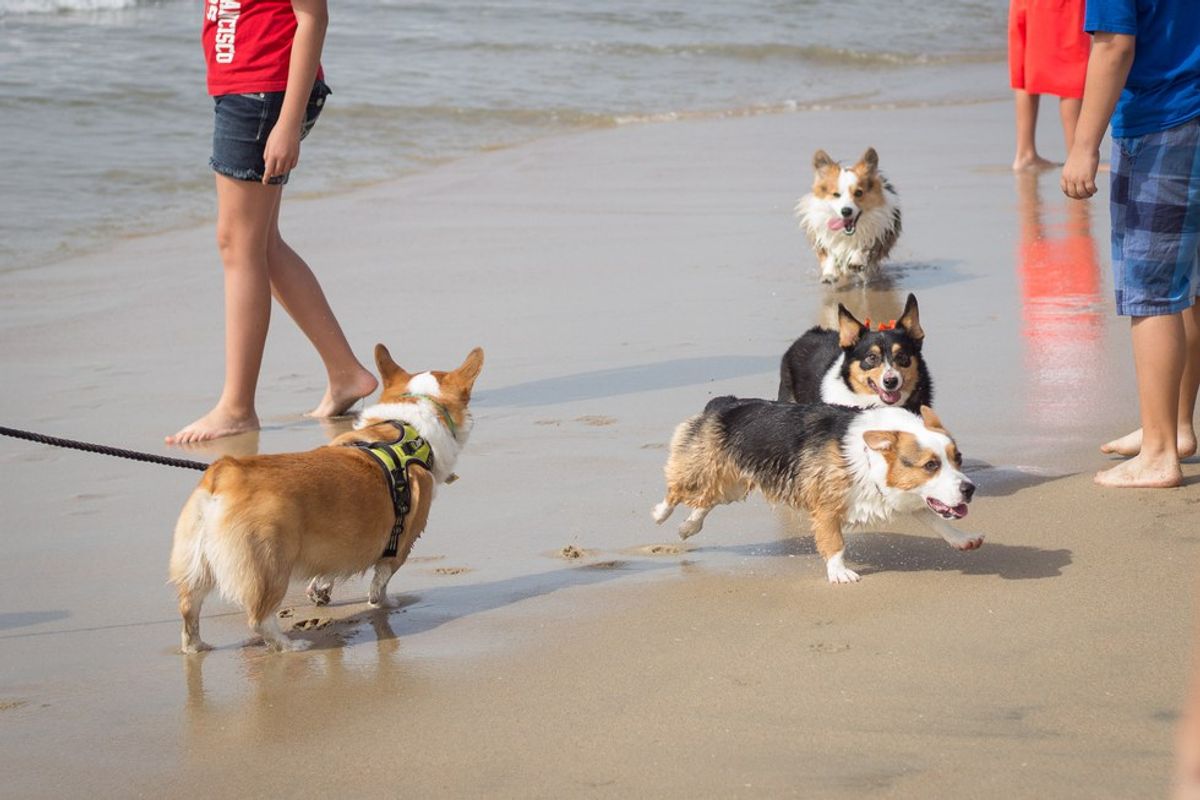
169, 487, 216, 596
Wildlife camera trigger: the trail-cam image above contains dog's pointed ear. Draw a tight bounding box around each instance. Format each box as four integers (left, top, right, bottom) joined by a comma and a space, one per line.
897, 293, 924, 340
813, 149, 836, 170
863, 430, 897, 452
374, 343, 410, 386
837, 304, 866, 348
919, 405, 947, 434
858, 147, 879, 173
450, 347, 484, 395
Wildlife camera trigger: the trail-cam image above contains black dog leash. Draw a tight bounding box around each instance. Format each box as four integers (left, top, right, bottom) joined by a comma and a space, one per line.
0, 426, 209, 471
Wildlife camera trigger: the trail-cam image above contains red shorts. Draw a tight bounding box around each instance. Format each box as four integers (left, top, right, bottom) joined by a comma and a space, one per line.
1008, 0, 1090, 99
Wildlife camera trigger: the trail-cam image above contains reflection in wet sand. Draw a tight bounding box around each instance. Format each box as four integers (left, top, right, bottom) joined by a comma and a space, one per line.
1015, 172, 1103, 429
183, 610, 408, 762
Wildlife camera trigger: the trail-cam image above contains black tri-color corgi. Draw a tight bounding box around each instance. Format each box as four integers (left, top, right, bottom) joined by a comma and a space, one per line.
777, 293, 932, 413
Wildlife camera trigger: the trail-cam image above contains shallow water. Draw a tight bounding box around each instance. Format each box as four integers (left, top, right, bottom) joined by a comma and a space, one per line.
0, 0, 1006, 271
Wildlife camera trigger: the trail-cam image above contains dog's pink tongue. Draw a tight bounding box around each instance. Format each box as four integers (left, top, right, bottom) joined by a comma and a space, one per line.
827, 218, 845, 231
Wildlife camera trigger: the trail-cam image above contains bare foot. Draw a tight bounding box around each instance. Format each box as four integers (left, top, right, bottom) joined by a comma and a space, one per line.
1094, 452, 1183, 488
307, 367, 378, 418
166, 407, 259, 445
1012, 154, 1059, 171
1101, 427, 1198, 458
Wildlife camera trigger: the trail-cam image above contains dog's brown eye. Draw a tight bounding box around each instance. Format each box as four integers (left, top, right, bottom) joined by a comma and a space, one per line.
894, 353, 911, 367
954, 452, 963, 466
833, 192, 841, 198
924, 460, 940, 473
862, 354, 879, 368
854, 189, 863, 197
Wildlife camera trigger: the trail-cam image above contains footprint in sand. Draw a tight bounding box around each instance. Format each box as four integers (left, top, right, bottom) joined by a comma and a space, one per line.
628, 543, 685, 556
293, 618, 332, 631
581, 560, 628, 570
0, 699, 28, 712
809, 642, 851, 654
555, 544, 601, 560
533, 419, 561, 426
575, 415, 617, 427
640, 442, 667, 450
407, 554, 446, 563
277, 608, 295, 618
431, 566, 472, 575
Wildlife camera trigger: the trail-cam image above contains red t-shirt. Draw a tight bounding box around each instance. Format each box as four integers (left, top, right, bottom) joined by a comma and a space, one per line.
202, 0, 323, 96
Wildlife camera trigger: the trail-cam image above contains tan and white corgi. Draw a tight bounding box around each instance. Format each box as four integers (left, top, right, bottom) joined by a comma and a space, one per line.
652, 399, 981, 584
169, 345, 483, 653
795, 147, 901, 283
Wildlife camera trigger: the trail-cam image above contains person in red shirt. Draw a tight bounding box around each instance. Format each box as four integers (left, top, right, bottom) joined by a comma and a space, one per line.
1008, 0, 1091, 170
168, 0, 376, 444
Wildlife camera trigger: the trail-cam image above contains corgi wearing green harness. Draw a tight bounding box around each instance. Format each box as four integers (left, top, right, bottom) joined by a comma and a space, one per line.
169, 344, 484, 653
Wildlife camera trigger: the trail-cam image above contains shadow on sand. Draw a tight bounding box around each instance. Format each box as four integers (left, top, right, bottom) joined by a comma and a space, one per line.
476, 355, 778, 408
700, 531, 1071, 582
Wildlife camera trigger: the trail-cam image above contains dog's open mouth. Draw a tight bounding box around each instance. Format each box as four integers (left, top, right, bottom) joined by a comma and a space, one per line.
867, 378, 902, 405
827, 214, 860, 235
927, 498, 969, 520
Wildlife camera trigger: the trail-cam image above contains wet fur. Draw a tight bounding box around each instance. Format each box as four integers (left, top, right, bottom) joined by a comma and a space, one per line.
169, 345, 484, 653
778, 293, 932, 413
653, 398, 980, 584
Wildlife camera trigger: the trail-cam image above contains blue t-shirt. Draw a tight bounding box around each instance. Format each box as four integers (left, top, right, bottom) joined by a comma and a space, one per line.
1084, 0, 1200, 138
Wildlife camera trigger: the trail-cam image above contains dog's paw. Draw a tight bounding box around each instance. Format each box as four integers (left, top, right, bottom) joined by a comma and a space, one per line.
819, 272, 838, 284
368, 593, 400, 609
677, 519, 704, 540
651, 502, 674, 524
826, 566, 861, 584
949, 536, 985, 551
181, 640, 213, 655
825, 552, 861, 584
306, 580, 333, 606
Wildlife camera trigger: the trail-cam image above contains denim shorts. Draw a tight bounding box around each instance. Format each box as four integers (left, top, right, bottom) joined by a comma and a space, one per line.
1110, 115, 1200, 316
210, 79, 331, 185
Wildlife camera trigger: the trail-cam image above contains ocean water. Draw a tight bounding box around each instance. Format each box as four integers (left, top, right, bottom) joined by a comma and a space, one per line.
0, 0, 1006, 272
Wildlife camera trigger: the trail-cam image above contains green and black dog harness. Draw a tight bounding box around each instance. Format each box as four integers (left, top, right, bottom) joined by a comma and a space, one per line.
349, 422, 434, 558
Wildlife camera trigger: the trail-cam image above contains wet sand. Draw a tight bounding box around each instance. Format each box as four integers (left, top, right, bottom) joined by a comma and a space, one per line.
1, 99, 1197, 797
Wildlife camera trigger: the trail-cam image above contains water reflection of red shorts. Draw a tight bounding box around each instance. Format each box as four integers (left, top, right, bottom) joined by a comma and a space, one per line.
1008, 0, 1089, 99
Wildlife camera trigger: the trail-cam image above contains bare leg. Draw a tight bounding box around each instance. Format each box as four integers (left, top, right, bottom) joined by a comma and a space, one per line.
1012, 90, 1057, 171
167, 176, 278, 444
1059, 96, 1083, 153
1096, 313, 1186, 488
264, 191, 377, 417
1102, 299, 1200, 458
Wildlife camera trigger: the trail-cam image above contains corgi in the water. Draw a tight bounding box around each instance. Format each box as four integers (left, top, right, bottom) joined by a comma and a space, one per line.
795, 147, 901, 283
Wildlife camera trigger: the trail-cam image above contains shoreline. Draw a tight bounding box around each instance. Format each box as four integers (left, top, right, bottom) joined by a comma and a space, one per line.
2, 97, 1196, 797
1, 88, 1011, 278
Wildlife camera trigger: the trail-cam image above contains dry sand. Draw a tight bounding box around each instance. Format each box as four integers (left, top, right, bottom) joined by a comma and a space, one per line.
1, 99, 1198, 798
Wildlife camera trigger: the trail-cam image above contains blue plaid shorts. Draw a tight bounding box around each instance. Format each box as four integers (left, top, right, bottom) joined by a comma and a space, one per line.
1110, 116, 1200, 316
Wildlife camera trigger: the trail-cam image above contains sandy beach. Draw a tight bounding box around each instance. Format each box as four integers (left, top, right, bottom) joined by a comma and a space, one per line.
1, 98, 1198, 797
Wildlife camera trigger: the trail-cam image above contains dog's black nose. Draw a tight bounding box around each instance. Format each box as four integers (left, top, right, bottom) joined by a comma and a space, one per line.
882, 375, 900, 390
960, 480, 976, 502
840, 207, 854, 218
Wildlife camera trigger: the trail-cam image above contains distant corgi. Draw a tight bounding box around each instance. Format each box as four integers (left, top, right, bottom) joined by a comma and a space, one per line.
795, 147, 901, 283
778, 293, 932, 413
169, 345, 484, 653
652, 399, 981, 584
